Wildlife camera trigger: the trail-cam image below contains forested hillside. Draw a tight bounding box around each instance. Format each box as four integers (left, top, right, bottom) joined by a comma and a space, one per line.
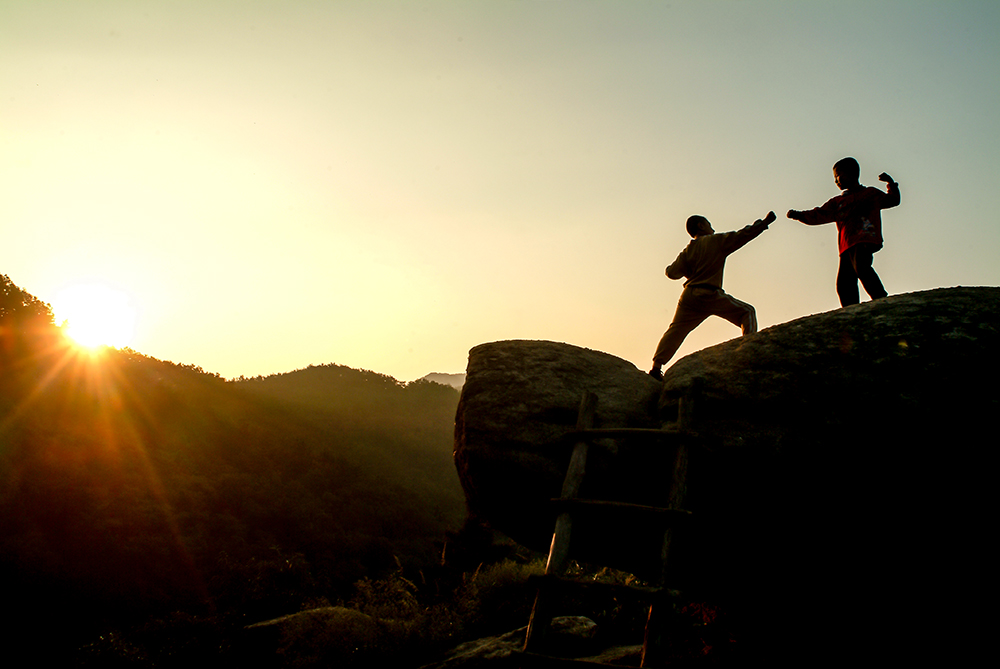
0, 274, 466, 657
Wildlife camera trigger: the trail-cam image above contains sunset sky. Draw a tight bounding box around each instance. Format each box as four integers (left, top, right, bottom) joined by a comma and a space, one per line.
2, 1, 998, 381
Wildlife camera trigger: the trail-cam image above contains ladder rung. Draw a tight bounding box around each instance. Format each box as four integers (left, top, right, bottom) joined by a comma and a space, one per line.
514, 650, 638, 668
550, 498, 693, 524
528, 574, 680, 602
565, 427, 699, 441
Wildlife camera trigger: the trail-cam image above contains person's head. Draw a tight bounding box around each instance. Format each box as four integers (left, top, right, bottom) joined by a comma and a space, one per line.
686, 215, 714, 237
833, 157, 861, 190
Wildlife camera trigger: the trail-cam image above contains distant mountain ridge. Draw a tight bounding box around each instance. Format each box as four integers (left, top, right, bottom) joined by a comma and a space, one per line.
419, 372, 466, 389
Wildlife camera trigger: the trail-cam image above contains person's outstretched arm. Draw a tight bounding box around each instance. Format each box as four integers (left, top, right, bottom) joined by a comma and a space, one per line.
722, 210, 775, 254
787, 200, 838, 226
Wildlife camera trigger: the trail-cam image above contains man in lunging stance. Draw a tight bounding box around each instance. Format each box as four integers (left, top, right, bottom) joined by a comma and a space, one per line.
649, 210, 775, 380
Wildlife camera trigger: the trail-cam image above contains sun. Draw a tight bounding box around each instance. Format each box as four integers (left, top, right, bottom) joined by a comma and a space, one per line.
53, 283, 138, 349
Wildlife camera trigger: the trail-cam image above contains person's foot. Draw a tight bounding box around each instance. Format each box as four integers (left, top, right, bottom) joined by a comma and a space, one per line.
648, 368, 663, 381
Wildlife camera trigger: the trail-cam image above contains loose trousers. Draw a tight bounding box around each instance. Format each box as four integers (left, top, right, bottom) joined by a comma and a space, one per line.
653, 286, 757, 367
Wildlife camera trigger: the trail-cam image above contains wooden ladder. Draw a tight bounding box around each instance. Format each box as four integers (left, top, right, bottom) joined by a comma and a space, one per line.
521, 387, 699, 667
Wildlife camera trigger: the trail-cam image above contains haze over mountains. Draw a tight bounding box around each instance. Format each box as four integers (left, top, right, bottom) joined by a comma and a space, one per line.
418, 372, 466, 389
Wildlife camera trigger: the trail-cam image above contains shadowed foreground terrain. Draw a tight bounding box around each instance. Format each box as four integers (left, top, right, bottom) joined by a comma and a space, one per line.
5, 275, 996, 666
455, 287, 998, 666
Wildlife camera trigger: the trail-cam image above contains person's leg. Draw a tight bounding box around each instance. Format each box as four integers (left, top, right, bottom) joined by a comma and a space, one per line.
711, 291, 757, 335
851, 243, 887, 300
652, 294, 709, 369
837, 250, 860, 306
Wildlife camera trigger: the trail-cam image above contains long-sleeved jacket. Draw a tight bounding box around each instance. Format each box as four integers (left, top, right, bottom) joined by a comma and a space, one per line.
666, 219, 769, 288
796, 183, 900, 254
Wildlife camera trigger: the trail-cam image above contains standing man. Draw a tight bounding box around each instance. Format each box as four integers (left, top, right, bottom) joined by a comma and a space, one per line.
787, 157, 900, 306
649, 211, 775, 380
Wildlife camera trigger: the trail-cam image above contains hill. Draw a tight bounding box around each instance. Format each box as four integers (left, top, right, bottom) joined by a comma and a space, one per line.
0, 274, 465, 657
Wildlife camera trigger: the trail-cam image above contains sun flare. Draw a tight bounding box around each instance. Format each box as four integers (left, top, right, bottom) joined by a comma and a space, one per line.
53, 283, 137, 349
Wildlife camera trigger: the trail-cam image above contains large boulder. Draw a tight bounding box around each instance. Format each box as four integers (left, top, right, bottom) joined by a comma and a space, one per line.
454, 286, 999, 664
660, 286, 998, 663
659, 285, 999, 448
453, 339, 668, 576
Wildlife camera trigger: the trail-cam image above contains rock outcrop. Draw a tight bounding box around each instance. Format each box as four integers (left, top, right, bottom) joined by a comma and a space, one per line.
454, 338, 666, 576
241, 606, 404, 667
420, 616, 610, 669
454, 286, 999, 663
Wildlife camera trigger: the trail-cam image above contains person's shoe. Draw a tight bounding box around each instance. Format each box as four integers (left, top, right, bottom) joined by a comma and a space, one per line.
648, 368, 663, 381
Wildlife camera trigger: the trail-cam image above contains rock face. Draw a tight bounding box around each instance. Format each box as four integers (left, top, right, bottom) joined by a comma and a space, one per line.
454, 287, 999, 663
454, 339, 667, 576
658, 285, 1000, 449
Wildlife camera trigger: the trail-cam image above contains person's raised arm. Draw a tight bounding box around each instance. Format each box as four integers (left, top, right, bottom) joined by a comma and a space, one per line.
879, 172, 900, 208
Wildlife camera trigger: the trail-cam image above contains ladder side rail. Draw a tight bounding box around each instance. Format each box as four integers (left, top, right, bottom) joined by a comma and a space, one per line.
525, 391, 598, 651
642, 385, 697, 668
565, 427, 693, 439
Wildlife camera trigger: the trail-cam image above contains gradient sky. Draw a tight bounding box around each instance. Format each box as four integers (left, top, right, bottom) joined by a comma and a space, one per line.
3, 1, 998, 381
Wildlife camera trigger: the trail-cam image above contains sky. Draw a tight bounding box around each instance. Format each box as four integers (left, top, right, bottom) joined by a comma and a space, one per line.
2, 0, 998, 382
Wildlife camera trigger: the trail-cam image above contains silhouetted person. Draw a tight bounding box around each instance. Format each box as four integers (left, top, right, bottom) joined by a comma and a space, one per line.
787, 157, 900, 306
649, 211, 775, 380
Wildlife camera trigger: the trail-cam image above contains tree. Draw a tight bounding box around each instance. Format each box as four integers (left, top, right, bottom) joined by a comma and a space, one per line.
1, 274, 57, 363
0, 274, 54, 325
